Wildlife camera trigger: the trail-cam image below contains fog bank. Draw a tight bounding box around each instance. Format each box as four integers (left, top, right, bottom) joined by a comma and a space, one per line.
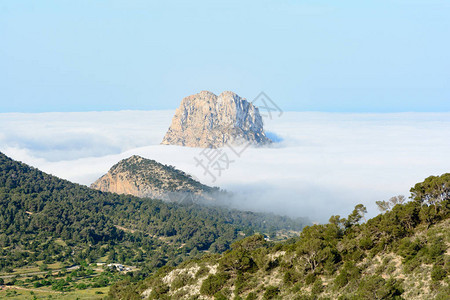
1, 111, 449, 222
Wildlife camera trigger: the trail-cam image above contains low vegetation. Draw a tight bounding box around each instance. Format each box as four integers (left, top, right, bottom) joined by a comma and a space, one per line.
110, 173, 450, 299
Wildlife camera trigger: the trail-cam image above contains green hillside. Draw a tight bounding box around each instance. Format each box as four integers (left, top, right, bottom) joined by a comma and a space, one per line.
110, 174, 450, 299
0, 152, 307, 294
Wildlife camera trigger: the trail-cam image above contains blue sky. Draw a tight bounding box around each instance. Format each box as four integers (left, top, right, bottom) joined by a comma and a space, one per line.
1, 0, 449, 112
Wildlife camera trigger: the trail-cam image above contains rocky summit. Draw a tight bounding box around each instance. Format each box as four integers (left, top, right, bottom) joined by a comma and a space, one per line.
90, 155, 217, 203
161, 90, 272, 148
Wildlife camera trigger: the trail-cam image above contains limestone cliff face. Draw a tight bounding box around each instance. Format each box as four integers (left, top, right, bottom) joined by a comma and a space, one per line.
161, 91, 271, 148
90, 155, 216, 203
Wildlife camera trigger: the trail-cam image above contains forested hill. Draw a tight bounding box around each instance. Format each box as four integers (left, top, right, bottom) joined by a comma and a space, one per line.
90, 155, 219, 202
111, 174, 450, 300
0, 152, 307, 277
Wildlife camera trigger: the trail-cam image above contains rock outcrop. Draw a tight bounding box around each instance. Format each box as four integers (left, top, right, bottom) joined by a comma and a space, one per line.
90, 155, 217, 203
161, 91, 271, 148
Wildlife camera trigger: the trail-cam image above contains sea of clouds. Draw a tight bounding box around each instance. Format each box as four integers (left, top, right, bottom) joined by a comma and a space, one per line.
1, 111, 449, 223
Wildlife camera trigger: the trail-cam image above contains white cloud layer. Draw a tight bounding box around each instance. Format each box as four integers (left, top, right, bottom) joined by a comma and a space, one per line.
1, 111, 449, 223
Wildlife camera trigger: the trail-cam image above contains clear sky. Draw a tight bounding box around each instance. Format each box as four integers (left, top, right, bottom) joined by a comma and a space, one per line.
1, 0, 449, 113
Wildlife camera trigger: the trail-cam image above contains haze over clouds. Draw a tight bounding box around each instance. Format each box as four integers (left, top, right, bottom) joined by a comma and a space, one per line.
1, 111, 449, 222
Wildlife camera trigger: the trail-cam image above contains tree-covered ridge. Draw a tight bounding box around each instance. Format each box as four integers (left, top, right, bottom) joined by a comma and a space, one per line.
0, 152, 307, 279
112, 174, 450, 299
98, 154, 216, 194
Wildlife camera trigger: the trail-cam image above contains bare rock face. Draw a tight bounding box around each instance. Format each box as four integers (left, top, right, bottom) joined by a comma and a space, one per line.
90, 155, 216, 203
161, 91, 271, 148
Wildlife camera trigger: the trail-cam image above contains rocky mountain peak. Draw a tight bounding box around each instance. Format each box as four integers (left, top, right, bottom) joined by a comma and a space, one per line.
161, 91, 271, 148
90, 155, 216, 203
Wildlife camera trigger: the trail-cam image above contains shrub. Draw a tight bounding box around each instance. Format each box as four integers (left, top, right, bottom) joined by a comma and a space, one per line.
214, 291, 228, 300
195, 265, 209, 279
234, 271, 245, 295
431, 265, 447, 281
350, 248, 365, 261
263, 285, 280, 299
333, 261, 360, 289
403, 257, 421, 273
426, 239, 445, 261
171, 272, 193, 290
334, 273, 348, 289
304, 273, 316, 285
359, 236, 374, 250
246, 292, 257, 300
311, 279, 324, 295
397, 238, 420, 261
283, 270, 301, 285
220, 249, 256, 273
149, 283, 170, 299
435, 285, 450, 300
356, 276, 403, 299
200, 273, 230, 296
